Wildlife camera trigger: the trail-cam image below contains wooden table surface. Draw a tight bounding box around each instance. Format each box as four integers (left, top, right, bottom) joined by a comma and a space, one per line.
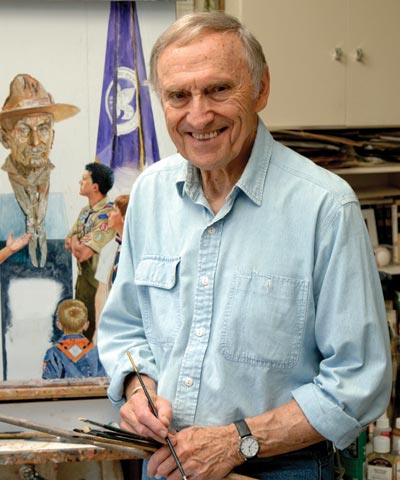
0, 437, 138, 465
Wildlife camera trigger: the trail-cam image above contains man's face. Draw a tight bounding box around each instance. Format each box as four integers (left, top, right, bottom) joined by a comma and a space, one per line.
4, 113, 54, 169
157, 32, 269, 172
79, 170, 95, 198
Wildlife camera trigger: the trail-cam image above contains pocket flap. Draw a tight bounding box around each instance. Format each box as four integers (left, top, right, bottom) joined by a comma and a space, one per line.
135, 256, 180, 289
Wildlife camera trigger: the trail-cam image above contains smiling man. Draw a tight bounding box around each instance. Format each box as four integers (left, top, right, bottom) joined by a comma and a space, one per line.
98, 12, 391, 480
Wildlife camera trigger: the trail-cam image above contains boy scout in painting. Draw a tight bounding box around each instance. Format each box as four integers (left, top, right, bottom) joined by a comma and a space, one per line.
42, 299, 106, 379
65, 162, 115, 341
0, 74, 79, 267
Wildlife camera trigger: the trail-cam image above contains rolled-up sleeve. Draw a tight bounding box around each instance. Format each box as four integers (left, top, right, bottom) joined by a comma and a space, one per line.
293, 200, 392, 449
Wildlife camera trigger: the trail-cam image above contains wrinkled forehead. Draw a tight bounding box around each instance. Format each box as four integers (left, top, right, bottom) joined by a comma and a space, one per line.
158, 32, 249, 84
3, 113, 54, 133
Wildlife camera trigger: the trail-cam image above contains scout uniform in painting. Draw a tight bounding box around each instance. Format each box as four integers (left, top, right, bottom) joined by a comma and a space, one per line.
67, 196, 115, 341
42, 333, 106, 379
42, 298, 106, 379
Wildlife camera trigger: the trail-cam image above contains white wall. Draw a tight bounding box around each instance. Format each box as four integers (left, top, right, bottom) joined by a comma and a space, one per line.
0, 0, 176, 227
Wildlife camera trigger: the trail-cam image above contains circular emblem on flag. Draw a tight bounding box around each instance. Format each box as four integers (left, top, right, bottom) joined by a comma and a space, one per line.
105, 66, 138, 136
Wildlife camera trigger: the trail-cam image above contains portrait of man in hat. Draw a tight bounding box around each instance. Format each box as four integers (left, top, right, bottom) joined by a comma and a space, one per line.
0, 74, 79, 267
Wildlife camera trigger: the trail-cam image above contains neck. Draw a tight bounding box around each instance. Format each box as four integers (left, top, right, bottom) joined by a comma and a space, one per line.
88, 192, 106, 208
201, 162, 246, 214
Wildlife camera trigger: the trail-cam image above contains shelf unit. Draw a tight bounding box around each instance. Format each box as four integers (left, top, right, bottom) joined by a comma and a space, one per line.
332, 163, 400, 275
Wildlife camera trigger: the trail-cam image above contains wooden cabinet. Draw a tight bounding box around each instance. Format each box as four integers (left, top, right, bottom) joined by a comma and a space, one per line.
225, 0, 400, 129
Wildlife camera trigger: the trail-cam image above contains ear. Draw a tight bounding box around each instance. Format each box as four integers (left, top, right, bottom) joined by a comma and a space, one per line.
56, 320, 63, 331
92, 182, 100, 193
254, 65, 270, 113
0, 129, 10, 149
82, 321, 90, 332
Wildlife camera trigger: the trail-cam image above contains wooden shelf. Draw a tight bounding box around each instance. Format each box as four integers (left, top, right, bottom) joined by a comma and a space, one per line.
355, 186, 400, 201
333, 163, 400, 175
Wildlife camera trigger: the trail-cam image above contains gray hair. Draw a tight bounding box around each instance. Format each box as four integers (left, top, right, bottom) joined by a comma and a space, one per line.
149, 11, 268, 97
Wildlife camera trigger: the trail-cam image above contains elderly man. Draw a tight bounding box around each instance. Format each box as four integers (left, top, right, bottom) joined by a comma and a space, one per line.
0, 74, 79, 267
98, 12, 391, 480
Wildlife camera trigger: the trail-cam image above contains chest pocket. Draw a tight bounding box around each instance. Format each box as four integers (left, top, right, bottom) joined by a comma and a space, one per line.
135, 256, 181, 346
221, 272, 309, 368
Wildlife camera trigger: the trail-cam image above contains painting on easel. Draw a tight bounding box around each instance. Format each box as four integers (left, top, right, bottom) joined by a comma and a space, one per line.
0, 0, 173, 399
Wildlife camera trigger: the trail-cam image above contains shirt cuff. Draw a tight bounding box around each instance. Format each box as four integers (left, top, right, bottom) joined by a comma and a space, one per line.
106, 357, 159, 409
292, 383, 362, 450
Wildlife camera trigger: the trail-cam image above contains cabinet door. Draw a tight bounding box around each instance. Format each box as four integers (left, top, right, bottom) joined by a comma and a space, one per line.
225, 0, 347, 128
347, 0, 400, 126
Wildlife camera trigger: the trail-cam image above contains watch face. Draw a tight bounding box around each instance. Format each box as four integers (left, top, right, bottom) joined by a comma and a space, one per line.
240, 436, 259, 458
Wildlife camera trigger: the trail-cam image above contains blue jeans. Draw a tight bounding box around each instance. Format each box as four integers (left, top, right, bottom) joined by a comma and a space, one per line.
141, 441, 335, 480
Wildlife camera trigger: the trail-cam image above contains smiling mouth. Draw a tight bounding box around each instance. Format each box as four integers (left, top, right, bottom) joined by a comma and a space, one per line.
191, 128, 225, 140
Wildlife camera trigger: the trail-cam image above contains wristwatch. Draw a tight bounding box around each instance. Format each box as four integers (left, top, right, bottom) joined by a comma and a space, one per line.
234, 419, 260, 460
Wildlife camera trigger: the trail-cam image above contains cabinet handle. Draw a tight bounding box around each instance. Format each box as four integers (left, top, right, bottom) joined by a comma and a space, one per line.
354, 48, 364, 62
333, 47, 343, 61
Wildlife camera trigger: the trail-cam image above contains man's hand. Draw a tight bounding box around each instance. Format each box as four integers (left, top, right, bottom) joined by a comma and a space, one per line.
65, 236, 72, 252
120, 387, 173, 444
69, 234, 95, 262
6, 232, 31, 253
147, 424, 242, 480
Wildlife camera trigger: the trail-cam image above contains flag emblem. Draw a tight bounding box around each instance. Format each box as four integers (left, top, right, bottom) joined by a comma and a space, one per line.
105, 66, 139, 135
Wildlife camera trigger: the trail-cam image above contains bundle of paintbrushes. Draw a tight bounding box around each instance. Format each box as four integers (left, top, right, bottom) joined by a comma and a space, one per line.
75, 417, 161, 452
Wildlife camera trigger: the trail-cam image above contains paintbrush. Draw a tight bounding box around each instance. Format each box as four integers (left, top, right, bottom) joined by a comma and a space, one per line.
79, 417, 160, 445
74, 427, 159, 451
127, 351, 188, 480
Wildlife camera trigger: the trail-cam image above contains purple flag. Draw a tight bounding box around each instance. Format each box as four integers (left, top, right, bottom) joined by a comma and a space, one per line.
96, 1, 159, 171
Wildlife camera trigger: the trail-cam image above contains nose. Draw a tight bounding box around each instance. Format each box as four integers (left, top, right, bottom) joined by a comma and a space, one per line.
186, 95, 214, 129
30, 128, 40, 146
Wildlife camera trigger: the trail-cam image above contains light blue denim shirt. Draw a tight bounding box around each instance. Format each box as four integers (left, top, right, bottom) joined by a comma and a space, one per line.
98, 121, 391, 450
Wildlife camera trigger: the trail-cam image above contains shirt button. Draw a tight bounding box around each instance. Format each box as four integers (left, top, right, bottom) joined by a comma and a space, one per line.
200, 276, 209, 286
196, 328, 205, 337
185, 377, 193, 387
208, 227, 216, 235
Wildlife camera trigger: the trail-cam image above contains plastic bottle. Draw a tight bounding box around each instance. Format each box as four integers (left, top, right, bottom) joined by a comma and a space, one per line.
393, 418, 400, 479
374, 413, 392, 440
393, 418, 400, 454
367, 435, 393, 479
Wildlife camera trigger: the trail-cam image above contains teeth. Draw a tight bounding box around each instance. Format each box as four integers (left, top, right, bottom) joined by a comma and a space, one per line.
192, 130, 220, 140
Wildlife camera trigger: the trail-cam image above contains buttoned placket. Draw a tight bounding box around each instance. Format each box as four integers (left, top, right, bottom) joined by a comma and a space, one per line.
173, 219, 223, 424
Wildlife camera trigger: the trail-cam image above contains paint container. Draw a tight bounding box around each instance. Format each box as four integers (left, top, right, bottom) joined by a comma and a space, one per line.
367, 436, 393, 479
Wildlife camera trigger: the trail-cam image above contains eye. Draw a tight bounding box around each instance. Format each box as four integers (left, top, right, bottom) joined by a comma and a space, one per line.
214, 85, 227, 93
167, 91, 190, 107
172, 92, 186, 100
208, 84, 231, 100
16, 125, 30, 138
38, 124, 51, 137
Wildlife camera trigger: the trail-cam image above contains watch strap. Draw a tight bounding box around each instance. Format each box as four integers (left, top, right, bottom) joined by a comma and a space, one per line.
234, 419, 252, 438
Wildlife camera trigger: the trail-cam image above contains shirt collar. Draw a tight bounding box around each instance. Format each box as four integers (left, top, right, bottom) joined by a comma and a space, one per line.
88, 196, 112, 212
175, 120, 273, 206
